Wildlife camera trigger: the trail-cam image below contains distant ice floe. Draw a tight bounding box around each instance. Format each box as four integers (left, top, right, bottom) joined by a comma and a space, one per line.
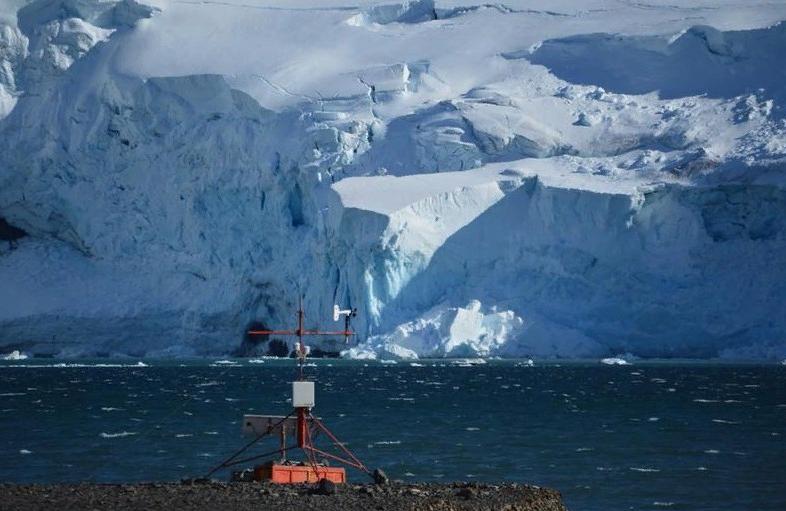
2, 350, 27, 360
601, 354, 637, 365
451, 358, 487, 367
100, 431, 137, 438
210, 359, 242, 367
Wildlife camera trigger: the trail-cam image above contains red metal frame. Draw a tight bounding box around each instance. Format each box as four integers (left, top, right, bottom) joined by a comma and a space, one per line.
207, 406, 369, 480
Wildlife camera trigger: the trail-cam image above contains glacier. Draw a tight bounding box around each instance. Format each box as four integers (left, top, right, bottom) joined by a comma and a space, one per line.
1, 0, 786, 359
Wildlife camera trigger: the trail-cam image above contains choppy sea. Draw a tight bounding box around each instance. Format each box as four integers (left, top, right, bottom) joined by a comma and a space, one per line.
1, 358, 784, 511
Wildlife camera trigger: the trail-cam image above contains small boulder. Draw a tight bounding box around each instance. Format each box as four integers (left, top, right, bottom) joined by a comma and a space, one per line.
315, 478, 337, 496
456, 487, 475, 500
180, 477, 211, 486
373, 468, 389, 485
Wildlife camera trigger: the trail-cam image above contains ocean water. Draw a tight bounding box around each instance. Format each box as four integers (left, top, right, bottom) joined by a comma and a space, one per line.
0, 359, 784, 511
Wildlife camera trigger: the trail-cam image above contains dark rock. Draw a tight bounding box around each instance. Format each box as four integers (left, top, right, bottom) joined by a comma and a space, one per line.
373, 468, 389, 485
180, 478, 211, 485
0, 481, 567, 510
315, 478, 337, 496
455, 487, 475, 500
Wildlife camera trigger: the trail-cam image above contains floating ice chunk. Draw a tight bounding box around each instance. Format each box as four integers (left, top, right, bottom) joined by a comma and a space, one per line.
100, 431, 137, 438
601, 357, 630, 365
601, 353, 637, 365
711, 419, 740, 425
451, 358, 487, 366
2, 350, 27, 360
342, 348, 378, 360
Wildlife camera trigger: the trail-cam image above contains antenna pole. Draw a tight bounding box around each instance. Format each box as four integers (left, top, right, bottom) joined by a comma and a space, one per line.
297, 296, 304, 380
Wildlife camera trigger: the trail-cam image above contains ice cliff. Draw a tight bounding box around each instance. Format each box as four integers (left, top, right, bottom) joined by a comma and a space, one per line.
1, 0, 785, 359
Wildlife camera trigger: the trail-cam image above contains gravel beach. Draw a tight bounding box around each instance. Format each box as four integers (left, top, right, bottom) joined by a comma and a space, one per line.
0, 481, 567, 511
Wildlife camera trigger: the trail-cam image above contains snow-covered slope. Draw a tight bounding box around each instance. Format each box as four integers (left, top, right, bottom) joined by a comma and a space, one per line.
1, 0, 785, 359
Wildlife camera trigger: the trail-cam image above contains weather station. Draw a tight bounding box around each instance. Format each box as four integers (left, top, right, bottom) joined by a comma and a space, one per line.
206, 299, 384, 486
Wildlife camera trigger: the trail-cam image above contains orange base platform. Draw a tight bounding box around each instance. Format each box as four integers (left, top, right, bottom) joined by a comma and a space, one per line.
253, 462, 346, 484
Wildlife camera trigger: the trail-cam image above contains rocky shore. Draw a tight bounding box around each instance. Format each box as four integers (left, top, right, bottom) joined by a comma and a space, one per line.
0, 481, 567, 511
